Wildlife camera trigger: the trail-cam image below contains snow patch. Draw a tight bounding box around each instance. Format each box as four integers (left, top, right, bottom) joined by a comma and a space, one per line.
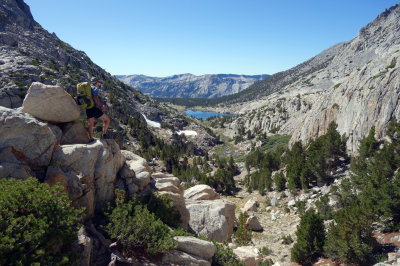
142, 114, 160, 128
177, 130, 198, 136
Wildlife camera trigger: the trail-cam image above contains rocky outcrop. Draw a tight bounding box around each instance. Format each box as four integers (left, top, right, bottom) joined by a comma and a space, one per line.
184, 184, 220, 200
0, 106, 57, 170
162, 250, 210, 266
45, 140, 124, 217
152, 172, 190, 229
21, 82, 80, 123
120, 150, 150, 191
173, 236, 216, 261
186, 199, 235, 242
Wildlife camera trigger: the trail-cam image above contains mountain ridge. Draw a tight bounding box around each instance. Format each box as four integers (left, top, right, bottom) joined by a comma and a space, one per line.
117, 73, 269, 98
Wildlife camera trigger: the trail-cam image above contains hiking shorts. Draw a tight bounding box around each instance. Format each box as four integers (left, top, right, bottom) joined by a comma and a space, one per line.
86, 107, 103, 119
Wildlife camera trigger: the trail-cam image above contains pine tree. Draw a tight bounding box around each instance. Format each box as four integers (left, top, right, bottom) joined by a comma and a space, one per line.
286, 141, 305, 192
359, 126, 378, 158
291, 210, 325, 264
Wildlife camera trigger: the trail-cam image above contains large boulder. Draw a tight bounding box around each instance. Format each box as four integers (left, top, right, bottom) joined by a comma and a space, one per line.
184, 184, 220, 200
60, 121, 90, 145
21, 82, 80, 123
186, 199, 236, 242
0, 106, 57, 171
246, 215, 263, 232
233, 246, 260, 266
241, 198, 258, 213
45, 140, 124, 217
121, 150, 150, 191
173, 236, 216, 261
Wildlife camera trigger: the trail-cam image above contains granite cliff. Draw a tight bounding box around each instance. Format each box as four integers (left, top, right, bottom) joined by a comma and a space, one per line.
225, 4, 400, 154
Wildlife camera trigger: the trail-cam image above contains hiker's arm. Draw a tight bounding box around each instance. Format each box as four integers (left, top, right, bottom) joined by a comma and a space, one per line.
93, 95, 106, 110
93, 95, 101, 107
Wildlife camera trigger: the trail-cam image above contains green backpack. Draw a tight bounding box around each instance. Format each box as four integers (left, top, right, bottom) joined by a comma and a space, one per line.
76, 82, 95, 109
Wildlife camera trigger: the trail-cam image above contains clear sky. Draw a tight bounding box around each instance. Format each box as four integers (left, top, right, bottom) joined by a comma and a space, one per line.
25, 0, 399, 77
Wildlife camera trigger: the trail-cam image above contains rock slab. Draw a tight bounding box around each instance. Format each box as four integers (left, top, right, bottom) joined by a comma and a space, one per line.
184, 184, 220, 200
186, 199, 235, 242
21, 82, 80, 123
173, 236, 216, 261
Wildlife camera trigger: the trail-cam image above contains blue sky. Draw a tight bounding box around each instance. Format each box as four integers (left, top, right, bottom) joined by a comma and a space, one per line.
25, 0, 399, 77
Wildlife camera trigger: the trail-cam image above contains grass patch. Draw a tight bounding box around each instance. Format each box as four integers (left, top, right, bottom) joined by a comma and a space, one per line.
386, 57, 397, 70
333, 83, 341, 89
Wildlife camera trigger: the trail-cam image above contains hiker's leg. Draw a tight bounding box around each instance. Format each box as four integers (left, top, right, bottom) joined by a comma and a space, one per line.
99, 114, 110, 134
87, 117, 95, 139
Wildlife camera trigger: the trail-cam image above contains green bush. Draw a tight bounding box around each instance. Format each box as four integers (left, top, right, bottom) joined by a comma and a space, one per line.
291, 210, 325, 264
315, 194, 333, 220
0, 178, 82, 265
212, 241, 244, 266
259, 246, 273, 255
282, 234, 294, 245
234, 212, 252, 246
274, 172, 286, 191
324, 203, 379, 264
104, 193, 177, 255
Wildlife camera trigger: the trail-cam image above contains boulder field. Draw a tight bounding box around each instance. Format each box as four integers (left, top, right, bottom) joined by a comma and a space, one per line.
0, 82, 237, 246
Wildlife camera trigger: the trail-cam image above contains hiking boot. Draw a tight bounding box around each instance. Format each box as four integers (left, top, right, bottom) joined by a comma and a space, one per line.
88, 138, 96, 143
101, 134, 111, 139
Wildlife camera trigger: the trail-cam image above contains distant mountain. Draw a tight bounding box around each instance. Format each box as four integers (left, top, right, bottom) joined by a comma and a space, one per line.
116, 73, 269, 98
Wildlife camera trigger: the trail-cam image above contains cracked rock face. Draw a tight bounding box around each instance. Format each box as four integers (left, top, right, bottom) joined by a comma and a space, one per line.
0, 106, 57, 168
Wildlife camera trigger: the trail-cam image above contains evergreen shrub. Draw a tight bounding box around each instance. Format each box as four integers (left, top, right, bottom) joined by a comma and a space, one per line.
234, 212, 252, 246
104, 192, 177, 255
291, 210, 325, 264
0, 178, 82, 265
212, 241, 244, 266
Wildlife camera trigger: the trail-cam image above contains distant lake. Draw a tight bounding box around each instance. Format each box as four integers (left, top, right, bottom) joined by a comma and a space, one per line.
184, 109, 234, 120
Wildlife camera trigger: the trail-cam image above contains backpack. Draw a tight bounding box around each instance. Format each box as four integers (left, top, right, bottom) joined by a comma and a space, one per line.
76, 82, 95, 109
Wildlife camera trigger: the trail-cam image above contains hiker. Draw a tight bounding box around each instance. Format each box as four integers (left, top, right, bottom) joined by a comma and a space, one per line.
86, 77, 110, 141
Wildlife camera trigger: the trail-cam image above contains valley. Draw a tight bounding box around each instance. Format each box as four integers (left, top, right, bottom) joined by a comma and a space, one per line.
1, 0, 400, 266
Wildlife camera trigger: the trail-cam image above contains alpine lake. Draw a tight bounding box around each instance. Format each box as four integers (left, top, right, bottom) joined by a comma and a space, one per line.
184, 109, 234, 120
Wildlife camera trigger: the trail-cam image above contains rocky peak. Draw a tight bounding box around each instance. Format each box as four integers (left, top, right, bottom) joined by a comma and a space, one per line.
0, 0, 36, 31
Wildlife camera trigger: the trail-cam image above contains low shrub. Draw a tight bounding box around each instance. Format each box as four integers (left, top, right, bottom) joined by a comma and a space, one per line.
259, 246, 273, 256
212, 241, 244, 266
282, 234, 294, 244
234, 211, 252, 246
104, 192, 177, 255
0, 178, 83, 265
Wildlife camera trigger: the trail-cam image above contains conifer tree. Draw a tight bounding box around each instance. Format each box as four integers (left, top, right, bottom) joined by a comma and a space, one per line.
291, 210, 325, 264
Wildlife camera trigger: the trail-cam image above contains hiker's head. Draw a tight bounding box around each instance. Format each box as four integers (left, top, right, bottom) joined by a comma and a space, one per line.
91, 77, 102, 86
